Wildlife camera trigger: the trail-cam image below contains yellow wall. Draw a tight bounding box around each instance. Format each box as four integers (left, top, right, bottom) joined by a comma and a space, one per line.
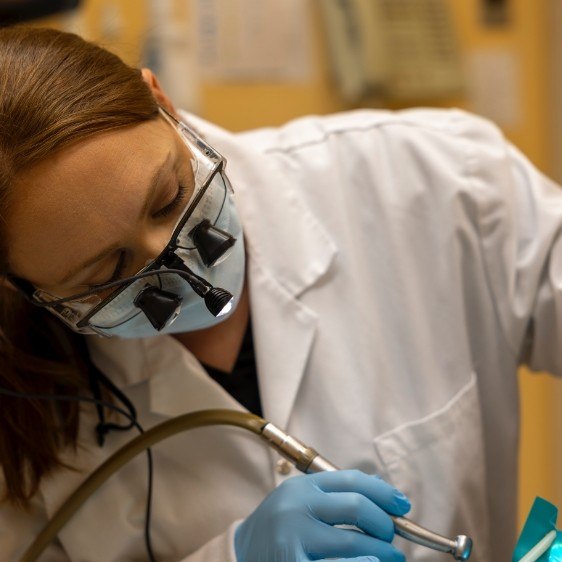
37, 0, 559, 531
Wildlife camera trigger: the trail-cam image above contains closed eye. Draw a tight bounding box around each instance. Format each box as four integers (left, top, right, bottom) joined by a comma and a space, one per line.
152, 184, 188, 219
87, 251, 127, 290
85, 185, 189, 290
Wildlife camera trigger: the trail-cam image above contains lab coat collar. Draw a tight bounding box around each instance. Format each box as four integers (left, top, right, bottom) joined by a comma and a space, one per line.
87, 114, 337, 429
87, 334, 245, 415
186, 112, 338, 300
189, 114, 338, 428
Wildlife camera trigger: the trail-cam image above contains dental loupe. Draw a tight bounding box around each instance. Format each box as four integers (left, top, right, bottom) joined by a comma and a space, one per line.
20, 410, 472, 561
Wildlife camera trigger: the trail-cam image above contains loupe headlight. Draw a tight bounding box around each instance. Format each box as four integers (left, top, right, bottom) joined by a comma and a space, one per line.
132, 252, 234, 332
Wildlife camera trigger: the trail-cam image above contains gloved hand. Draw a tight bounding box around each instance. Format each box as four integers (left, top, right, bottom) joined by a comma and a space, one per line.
235, 469, 410, 562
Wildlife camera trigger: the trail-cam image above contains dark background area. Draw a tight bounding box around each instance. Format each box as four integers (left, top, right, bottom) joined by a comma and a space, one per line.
0, 0, 80, 25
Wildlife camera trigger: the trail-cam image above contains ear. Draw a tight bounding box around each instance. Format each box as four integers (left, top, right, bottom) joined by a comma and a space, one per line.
141, 68, 177, 115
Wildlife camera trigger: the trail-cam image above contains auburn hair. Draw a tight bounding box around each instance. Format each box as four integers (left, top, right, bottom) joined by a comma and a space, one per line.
0, 26, 159, 507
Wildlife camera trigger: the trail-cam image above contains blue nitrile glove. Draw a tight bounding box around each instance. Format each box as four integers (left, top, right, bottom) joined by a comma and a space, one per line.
235, 469, 410, 562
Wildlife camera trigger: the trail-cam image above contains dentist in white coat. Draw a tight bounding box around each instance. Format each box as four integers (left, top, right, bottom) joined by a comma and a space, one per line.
1, 27, 561, 562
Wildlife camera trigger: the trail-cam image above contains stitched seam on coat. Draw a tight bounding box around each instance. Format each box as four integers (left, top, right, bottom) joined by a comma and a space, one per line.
263, 110, 459, 155
373, 372, 477, 444
461, 126, 520, 360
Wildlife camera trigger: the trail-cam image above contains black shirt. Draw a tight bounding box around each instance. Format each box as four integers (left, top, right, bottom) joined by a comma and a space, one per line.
203, 320, 263, 417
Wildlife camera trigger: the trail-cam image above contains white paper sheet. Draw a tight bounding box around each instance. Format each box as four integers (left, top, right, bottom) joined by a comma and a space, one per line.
195, 0, 312, 81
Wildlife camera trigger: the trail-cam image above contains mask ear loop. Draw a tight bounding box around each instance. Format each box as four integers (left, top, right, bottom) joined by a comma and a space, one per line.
88, 365, 138, 446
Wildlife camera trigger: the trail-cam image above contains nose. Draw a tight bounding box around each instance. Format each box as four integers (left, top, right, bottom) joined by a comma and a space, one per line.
134, 224, 174, 270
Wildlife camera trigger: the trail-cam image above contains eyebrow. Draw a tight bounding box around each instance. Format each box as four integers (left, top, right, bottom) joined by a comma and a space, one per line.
56, 152, 173, 286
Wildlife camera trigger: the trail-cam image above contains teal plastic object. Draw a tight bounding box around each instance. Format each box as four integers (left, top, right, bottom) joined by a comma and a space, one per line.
513, 497, 562, 561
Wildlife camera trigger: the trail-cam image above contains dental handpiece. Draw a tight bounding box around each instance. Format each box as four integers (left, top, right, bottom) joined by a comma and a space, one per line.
18, 410, 472, 562
261, 423, 473, 561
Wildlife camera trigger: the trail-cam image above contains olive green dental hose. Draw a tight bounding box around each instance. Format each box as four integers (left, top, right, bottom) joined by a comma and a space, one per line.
19, 409, 472, 562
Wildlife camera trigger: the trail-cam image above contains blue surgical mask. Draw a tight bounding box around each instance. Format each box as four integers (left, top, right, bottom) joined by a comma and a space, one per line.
19, 109, 245, 338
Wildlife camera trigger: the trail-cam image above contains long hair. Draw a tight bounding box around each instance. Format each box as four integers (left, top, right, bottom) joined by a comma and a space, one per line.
0, 26, 159, 507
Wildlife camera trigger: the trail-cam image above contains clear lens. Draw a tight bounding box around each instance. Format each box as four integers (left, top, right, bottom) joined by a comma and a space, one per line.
33, 290, 102, 326
84, 173, 231, 331
88, 273, 165, 329
35, 115, 227, 335
175, 173, 229, 251
86, 172, 235, 331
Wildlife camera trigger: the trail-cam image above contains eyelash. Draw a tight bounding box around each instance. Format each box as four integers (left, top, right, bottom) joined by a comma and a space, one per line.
88, 252, 127, 290
88, 185, 189, 289
152, 184, 188, 219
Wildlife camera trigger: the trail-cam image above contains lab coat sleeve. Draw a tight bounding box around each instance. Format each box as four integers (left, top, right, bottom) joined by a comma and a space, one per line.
505, 145, 562, 375
455, 110, 562, 375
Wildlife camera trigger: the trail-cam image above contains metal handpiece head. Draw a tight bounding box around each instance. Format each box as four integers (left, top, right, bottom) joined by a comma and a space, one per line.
261, 424, 475, 561
453, 535, 473, 560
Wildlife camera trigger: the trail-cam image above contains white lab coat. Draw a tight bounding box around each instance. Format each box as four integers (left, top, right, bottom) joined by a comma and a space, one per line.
4, 108, 562, 562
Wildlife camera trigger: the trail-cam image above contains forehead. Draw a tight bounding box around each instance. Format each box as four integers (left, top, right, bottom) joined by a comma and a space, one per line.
6, 118, 175, 284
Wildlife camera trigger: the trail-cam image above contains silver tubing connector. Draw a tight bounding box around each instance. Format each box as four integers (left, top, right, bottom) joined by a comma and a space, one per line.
260, 423, 318, 472
260, 423, 472, 561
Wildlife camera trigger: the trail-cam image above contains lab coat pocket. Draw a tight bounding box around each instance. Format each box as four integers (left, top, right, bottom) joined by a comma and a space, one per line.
372, 373, 490, 562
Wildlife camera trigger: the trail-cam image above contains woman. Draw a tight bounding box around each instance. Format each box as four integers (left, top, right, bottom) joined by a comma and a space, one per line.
0, 26, 559, 562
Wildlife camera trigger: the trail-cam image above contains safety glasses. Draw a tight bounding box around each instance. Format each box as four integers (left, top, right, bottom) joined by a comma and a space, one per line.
9, 107, 235, 334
